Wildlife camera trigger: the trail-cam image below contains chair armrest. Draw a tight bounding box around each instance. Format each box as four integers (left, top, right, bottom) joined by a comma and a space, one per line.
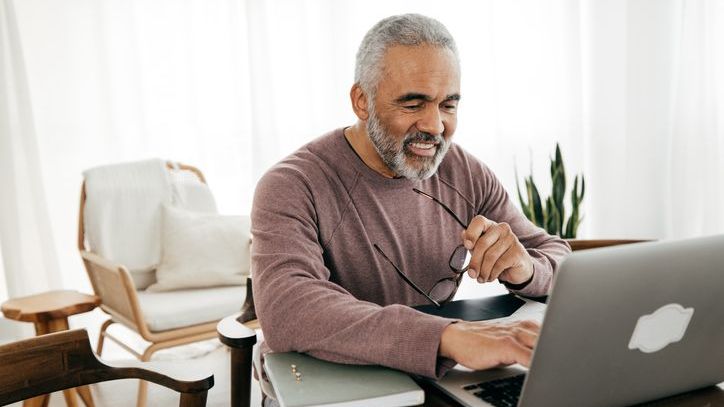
79, 250, 146, 331
218, 313, 257, 407
217, 313, 257, 349
108, 359, 214, 394
80, 250, 126, 272
0, 329, 212, 405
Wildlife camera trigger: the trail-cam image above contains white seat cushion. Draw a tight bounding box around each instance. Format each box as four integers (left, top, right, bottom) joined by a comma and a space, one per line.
137, 286, 245, 332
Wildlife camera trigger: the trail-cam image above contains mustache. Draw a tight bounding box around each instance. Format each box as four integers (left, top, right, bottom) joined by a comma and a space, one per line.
403, 132, 444, 145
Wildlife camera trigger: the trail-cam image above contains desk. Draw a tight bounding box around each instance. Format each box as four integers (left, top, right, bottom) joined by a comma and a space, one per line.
1, 290, 100, 407
416, 379, 724, 406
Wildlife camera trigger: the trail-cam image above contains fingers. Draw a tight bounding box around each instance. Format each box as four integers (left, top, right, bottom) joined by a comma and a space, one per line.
464, 218, 517, 282
492, 322, 539, 349
487, 246, 519, 283
512, 326, 538, 348
443, 320, 541, 370
503, 337, 534, 367
496, 322, 539, 367
462, 215, 496, 250
517, 319, 541, 333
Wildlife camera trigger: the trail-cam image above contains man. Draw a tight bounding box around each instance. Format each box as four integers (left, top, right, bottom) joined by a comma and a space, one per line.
252, 13, 570, 384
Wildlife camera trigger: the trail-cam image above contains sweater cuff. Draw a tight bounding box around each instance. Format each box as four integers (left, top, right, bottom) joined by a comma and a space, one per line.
399, 309, 459, 379
501, 266, 535, 291
506, 254, 552, 297
435, 352, 459, 379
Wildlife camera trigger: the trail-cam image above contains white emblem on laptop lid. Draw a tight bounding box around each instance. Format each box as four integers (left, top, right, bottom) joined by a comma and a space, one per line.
628, 303, 694, 353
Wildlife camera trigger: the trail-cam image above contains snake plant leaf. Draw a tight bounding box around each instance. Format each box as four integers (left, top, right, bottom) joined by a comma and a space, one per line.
525, 178, 536, 226
515, 167, 532, 219
564, 214, 573, 238
565, 211, 583, 238
514, 143, 585, 238
554, 144, 566, 232
565, 176, 584, 238
552, 168, 565, 233
546, 196, 560, 235
555, 143, 563, 171
529, 176, 545, 227
564, 205, 578, 238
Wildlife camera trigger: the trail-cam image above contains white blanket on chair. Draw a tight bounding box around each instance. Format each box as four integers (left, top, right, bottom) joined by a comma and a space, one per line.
83, 159, 172, 273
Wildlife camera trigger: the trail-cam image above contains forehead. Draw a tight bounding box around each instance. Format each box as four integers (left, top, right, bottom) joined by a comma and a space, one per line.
377, 44, 460, 99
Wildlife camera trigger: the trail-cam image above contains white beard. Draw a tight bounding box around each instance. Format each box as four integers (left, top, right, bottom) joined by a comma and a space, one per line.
366, 108, 450, 180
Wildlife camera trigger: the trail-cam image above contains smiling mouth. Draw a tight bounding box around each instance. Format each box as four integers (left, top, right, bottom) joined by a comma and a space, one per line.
406, 142, 439, 157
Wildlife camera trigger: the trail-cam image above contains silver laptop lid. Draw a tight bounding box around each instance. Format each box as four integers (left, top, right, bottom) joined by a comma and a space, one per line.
519, 234, 724, 407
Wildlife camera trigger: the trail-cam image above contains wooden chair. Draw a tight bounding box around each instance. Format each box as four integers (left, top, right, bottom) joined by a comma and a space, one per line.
78, 162, 248, 407
217, 278, 258, 407
0, 329, 213, 407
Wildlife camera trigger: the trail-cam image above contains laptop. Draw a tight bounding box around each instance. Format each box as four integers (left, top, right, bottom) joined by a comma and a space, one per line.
430, 234, 724, 407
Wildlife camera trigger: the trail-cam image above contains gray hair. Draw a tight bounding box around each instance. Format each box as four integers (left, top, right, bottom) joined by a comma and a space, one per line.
354, 14, 459, 101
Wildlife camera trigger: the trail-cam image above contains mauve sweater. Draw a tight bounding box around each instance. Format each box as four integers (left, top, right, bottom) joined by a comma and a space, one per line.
251, 128, 570, 379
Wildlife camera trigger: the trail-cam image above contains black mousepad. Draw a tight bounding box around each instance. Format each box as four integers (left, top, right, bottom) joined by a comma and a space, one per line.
413, 294, 525, 321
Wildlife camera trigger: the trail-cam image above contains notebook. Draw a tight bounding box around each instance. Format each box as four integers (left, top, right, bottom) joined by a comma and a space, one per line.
413, 293, 525, 321
264, 351, 424, 407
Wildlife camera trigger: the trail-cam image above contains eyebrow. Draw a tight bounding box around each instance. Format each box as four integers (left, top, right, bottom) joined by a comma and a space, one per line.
394, 93, 461, 103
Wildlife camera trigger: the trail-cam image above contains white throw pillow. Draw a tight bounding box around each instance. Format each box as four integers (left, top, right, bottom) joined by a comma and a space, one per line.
147, 205, 251, 292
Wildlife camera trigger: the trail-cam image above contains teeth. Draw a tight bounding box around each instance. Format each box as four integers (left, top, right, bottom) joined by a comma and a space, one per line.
410, 142, 435, 149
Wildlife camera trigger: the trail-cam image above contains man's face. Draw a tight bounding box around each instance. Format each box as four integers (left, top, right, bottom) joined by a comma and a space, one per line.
366, 44, 460, 180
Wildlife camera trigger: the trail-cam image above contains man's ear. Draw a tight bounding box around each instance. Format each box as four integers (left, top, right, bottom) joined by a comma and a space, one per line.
350, 84, 370, 121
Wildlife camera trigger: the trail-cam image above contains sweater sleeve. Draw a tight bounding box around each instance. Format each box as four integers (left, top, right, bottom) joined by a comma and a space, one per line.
251, 167, 457, 379
478, 164, 571, 297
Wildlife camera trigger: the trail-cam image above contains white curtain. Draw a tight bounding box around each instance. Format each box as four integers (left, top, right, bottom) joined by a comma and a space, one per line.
1, 0, 723, 303
582, 0, 724, 240
0, 0, 62, 300
0, 0, 62, 339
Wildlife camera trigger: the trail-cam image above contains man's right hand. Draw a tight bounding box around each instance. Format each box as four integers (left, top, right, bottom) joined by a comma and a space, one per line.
439, 320, 540, 370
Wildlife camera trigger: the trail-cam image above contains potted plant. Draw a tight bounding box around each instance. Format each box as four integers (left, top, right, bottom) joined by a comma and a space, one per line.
515, 143, 584, 239
515, 144, 647, 251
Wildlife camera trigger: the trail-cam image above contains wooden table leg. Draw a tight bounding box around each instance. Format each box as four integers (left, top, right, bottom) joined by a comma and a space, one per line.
31, 318, 95, 407
33, 321, 51, 335
47, 318, 71, 333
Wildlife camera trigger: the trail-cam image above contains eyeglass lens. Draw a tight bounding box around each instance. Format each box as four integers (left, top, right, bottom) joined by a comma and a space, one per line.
449, 245, 472, 272
429, 279, 458, 302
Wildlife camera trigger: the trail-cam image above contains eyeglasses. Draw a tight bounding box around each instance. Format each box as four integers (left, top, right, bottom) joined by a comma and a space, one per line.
373, 188, 472, 308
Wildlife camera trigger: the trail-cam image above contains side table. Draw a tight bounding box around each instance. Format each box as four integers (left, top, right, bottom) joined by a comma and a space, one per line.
2, 290, 101, 407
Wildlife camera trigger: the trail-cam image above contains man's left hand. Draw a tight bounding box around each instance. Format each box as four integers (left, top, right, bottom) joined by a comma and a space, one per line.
461, 215, 534, 285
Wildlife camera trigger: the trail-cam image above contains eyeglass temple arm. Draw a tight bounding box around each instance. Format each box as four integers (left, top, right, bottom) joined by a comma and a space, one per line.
412, 188, 468, 229
373, 244, 442, 308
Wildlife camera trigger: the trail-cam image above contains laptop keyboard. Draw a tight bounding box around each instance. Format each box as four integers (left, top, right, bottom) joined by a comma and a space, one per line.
462, 374, 526, 407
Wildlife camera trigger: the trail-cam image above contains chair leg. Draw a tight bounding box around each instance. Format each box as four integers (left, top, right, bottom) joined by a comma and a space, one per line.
136, 342, 163, 407
77, 385, 95, 407
96, 319, 114, 357
230, 346, 254, 407
136, 381, 148, 407
23, 394, 49, 407
62, 389, 79, 407
179, 391, 208, 407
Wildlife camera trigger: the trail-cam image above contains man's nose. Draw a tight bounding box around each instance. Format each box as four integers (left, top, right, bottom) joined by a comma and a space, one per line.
417, 106, 444, 136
